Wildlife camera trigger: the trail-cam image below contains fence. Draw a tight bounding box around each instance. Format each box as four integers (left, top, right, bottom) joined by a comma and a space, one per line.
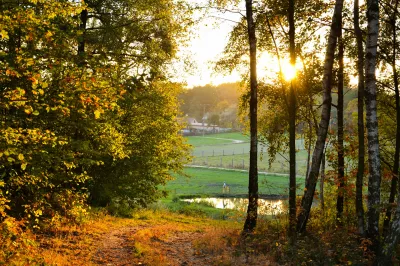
189, 151, 309, 176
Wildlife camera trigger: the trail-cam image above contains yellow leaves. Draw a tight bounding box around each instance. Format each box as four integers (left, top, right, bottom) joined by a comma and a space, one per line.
94, 109, 102, 119
34, 209, 42, 217
24, 106, 38, 116
0, 29, 9, 40
41, 82, 48, 89
48, 12, 56, 20
18, 154, 24, 161
29, 76, 39, 89
58, 140, 68, 145
21, 163, 27, 170
45, 31, 53, 39
33, 88, 44, 96
63, 161, 76, 169
26, 58, 35, 67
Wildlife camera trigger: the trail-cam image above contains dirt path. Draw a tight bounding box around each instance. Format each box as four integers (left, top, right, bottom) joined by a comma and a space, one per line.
92, 226, 212, 266
93, 226, 139, 265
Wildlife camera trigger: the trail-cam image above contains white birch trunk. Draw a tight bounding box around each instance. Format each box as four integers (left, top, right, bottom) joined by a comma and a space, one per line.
364, 0, 381, 254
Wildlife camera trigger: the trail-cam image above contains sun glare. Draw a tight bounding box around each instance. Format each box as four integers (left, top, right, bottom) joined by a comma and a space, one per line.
281, 62, 297, 81
258, 52, 300, 83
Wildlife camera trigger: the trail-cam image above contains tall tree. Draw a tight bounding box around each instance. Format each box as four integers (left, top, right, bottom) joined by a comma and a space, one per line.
382, 0, 400, 236
354, 0, 366, 236
288, 0, 297, 241
364, 0, 381, 253
297, 0, 344, 233
243, 0, 259, 232
336, 28, 345, 222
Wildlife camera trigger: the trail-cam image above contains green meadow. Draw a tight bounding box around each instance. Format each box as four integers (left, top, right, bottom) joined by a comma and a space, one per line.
186, 132, 310, 176
165, 167, 305, 197
163, 132, 309, 201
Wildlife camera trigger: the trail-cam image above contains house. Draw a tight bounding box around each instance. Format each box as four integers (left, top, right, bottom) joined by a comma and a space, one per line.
178, 117, 220, 135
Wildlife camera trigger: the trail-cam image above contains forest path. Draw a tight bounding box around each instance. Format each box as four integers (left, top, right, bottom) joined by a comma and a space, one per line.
92, 224, 212, 266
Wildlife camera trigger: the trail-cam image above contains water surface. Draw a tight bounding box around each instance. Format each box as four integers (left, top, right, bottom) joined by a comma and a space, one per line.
183, 197, 286, 215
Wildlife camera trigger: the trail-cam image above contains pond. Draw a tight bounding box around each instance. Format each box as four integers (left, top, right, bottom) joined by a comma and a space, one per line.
182, 197, 287, 215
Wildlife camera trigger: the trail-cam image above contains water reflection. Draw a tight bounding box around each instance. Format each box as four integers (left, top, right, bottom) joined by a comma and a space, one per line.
182, 197, 286, 215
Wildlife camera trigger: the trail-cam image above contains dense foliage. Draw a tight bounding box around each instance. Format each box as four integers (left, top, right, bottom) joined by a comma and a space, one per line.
0, 0, 190, 234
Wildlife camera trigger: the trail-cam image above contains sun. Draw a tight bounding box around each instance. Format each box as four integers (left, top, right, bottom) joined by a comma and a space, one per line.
258, 52, 299, 82
281, 61, 297, 81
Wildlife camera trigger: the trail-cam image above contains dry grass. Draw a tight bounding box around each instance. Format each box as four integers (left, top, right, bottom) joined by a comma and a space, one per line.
21, 209, 241, 265
38, 214, 124, 265
4, 207, 382, 265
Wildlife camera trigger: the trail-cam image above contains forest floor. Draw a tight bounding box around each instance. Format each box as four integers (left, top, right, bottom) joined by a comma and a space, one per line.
93, 223, 216, 265
13, 207, 377, 265
35, 209, 274, 266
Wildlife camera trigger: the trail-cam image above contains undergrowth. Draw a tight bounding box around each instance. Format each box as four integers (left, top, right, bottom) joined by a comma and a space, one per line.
2, 194, 398, 265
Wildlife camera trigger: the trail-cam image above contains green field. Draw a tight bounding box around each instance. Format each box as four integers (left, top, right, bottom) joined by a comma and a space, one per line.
186, 132, 310, 176
164, 132, 310, 201
186, 132, 250, 146
165, 167, 305, 197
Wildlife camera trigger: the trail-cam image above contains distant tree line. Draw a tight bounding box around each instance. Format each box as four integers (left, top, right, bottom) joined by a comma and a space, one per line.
179, 83, 241, 129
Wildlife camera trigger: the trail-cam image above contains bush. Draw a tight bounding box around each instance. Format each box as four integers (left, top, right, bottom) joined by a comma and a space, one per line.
106, 198, 135, 218
0, 218, 42, 265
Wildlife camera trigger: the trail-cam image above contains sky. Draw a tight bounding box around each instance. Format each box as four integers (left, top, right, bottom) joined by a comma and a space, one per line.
173, 4, 244, 88
173, 3, 298, 88
173, 1, 360, 89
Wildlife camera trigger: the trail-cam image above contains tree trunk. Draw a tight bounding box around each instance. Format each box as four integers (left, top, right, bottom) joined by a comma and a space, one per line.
336, 29, 345, 223
78, 9, 88, 57
288, 0, 297, 242
383, 0, 400, 237
364, 0, 381, 254
306, 122, 312, 185
320, 149, 326, 212
379, 1, 400, 262
354, 0, 366, 237
243, 0, 259, 233
296, 0, 343, 233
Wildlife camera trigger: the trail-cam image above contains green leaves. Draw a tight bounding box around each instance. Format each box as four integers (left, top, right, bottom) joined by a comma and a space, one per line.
0, 0, 190, 229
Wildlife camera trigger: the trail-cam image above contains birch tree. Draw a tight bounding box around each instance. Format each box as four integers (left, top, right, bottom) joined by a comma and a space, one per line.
364, 0, 381, 252
297, 0, 344, 233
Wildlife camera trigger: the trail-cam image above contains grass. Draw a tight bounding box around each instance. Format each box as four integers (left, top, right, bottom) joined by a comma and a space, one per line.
29, 209, 243, 265
186, 132, 312, 176
8, 202, 374, 266
186, 132, 250, 147
165, 167, 305, 197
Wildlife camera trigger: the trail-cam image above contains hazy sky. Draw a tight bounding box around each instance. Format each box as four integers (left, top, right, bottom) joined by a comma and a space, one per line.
173, 3, 295, 88
175, 1, 358, 89
174, 4, 244, 88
